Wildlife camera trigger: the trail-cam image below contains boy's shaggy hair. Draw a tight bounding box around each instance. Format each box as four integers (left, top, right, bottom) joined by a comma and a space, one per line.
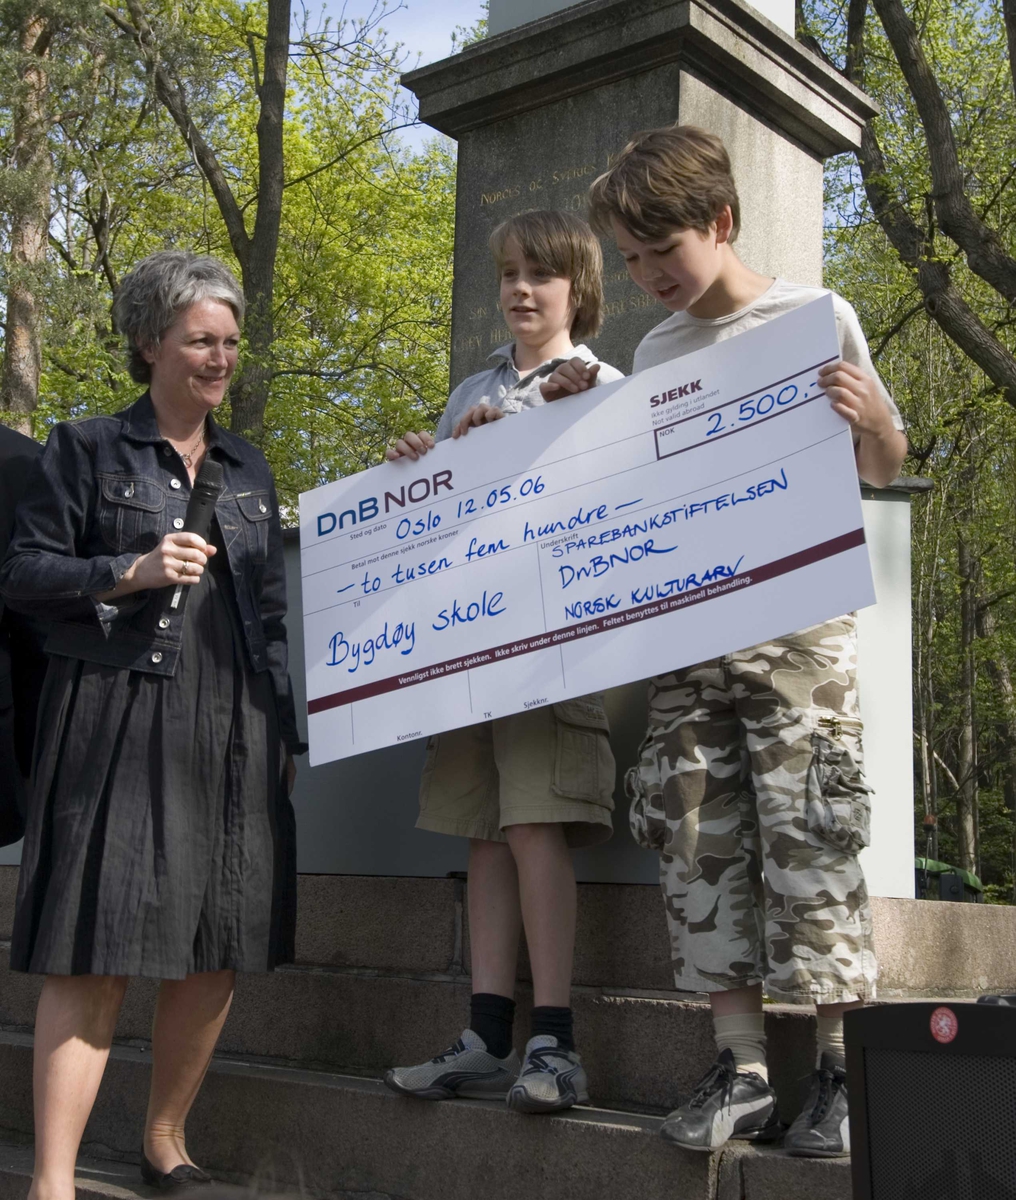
588, 124, 740, 244
489, 210, 605, 341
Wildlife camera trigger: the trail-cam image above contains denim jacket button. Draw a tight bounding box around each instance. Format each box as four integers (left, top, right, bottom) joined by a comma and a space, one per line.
173, 518, 184, 529
258, 500, 267, 513
158, 618, 170, 630
163, 445, 172, 456
170, 478, 182, 489
151, 651, 163, 664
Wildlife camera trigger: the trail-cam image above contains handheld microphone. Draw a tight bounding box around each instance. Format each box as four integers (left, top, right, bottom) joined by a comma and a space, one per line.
169, 459, 225, 611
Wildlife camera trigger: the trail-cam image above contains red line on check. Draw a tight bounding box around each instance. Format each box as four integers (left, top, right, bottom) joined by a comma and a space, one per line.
306, 528, 866, 715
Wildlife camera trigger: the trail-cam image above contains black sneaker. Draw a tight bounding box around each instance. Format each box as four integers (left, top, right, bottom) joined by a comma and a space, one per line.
783, 1052, 850, 1158
660, 1049, 781, 1152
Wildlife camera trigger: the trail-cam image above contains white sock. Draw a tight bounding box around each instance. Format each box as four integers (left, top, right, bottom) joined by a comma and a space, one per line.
713, 1012, 767, 1081
816, 1015, 846, 1066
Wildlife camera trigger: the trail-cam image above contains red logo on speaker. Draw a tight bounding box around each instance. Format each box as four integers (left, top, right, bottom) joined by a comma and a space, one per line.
930, 1006, 958, 1044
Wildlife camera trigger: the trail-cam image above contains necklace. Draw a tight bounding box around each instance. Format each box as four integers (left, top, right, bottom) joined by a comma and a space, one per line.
169, 425, 206, 468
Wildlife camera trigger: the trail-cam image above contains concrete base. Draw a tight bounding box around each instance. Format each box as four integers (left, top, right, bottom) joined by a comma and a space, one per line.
0, 944, 817, 1117
2, 868, 1014, 998
2, 867, 1013, 1127
0, 1138, 383, 1200
1, 865, 1002, 1200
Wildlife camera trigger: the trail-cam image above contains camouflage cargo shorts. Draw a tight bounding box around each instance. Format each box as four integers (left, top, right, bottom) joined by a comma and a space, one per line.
627, 616, 877, 1005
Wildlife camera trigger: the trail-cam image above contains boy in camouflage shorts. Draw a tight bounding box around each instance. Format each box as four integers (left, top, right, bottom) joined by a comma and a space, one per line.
545, 126, 906, 1157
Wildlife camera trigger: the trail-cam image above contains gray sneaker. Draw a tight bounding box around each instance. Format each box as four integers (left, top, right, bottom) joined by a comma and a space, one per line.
783, 1052, 850, 1157
506, 1035, 589, 1113
383, 1029, 520, 1100
660, 1049, 781, 1152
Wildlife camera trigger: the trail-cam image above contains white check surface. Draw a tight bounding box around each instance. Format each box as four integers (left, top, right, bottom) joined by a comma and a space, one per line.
299, 296, 875, 765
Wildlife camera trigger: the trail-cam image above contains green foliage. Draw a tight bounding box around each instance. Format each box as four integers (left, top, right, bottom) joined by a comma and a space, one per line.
804, 0, 1016, 893
450, 0, 488, 51
0, 1, 457, 506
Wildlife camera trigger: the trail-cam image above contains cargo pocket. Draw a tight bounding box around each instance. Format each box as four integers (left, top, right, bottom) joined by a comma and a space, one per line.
551, 697, 614, 807
805, 720, 871, 854
626, 738, 667, 852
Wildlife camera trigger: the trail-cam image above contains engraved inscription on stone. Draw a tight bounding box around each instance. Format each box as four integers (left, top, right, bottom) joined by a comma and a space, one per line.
450, 66, 684, 387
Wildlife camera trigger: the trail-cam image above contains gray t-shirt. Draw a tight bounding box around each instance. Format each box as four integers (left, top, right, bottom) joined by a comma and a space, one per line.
633, 278, 904, 432
435, 343, 626, 442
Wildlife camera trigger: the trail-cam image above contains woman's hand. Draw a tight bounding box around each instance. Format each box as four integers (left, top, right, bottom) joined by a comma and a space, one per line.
386, 431, 435, 462
452, 404, 504, 438
97, 532, 215, 601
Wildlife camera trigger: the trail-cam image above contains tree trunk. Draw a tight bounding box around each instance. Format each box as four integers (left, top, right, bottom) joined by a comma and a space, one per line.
838, 2, 1016, 407
956, 532, 978, 873
228, 0, 290, 438
977, 602, 1016, 900
110, 0, 291, 438
1, 16, 52, 433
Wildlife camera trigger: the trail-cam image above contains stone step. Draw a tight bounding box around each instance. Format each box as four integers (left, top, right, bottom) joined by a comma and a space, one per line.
0, 944, 815, 1118
3, 866, 1013, 997
0, 1034, 850, 1200
0, 1139, 160, 1200
0, 1137, 387, 1200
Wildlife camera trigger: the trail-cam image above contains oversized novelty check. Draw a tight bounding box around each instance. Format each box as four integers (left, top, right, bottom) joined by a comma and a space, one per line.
300, 295, 875, 765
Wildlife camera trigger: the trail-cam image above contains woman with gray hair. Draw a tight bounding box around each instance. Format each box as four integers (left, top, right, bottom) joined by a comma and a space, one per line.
0, 251, 302, 1198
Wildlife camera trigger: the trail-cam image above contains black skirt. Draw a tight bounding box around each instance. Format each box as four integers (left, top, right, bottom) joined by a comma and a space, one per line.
10, 520, 296, 978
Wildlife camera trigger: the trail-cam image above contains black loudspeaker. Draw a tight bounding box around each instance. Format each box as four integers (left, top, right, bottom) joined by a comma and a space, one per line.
845, 1002, 1016, 1200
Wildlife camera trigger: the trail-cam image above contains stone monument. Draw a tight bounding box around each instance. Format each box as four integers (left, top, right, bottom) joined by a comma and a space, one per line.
404, 0, 919, 898
405, 0, 877, 383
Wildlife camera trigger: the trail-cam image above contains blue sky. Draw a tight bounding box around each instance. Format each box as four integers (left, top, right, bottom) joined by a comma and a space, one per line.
320, 0, 487, 149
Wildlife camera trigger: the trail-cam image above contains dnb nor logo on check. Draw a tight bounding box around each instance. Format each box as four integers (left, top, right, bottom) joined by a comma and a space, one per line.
314, 469, 455, 538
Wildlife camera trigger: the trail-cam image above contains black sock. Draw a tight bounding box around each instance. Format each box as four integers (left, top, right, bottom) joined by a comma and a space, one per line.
530, 1005, 574, 1052
470, 992, 516, 1058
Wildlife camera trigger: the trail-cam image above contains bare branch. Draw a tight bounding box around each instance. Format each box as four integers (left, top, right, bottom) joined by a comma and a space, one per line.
844, 0, 867, 84
872, 0, 1016, 304
858, 121, 1016, 403
48, 234, 78, 272
977, 587, 1016, 615
871, 299, 925, 359
933, 749, 960, 794
246, 31, 262, 95
838, 3, 1016, 406
102, 2, 250, 269
49, 357, 89, 383
281, 121, 416, 192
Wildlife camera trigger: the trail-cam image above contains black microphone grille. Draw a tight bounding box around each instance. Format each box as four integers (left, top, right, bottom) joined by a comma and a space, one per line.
194, 459, 225, 491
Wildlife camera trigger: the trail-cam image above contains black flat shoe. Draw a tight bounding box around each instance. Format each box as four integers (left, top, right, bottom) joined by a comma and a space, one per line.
140, 1152, 212, 1191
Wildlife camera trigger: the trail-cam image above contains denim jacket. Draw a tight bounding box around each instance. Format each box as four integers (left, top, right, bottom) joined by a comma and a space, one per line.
0, 393, 306, 754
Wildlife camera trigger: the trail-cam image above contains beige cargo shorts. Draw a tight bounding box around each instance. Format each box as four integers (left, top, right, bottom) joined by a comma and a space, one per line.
417, 695, 616, 848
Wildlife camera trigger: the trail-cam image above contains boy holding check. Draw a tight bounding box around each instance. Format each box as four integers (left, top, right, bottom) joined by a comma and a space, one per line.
383, 210, 624, 1113
545, 126, 907, 1156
